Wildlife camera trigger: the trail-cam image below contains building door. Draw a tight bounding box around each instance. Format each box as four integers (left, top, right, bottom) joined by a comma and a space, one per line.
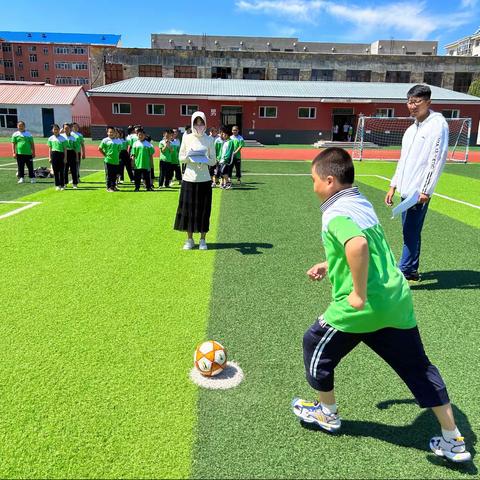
42, 108, 55, 137
332, 108, 356, 141
221, 106, 242, 132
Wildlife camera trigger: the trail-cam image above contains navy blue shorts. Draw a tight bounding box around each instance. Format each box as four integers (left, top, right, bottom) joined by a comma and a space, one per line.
303, 317, 449, 408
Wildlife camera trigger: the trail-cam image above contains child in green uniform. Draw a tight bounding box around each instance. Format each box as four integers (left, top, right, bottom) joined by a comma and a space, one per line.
98, 127, 122, 192
158, 130, 174, 188
170, 128, 182, 186
292, 147, 471, 463
218, 126, 234, 189
61, 123, 79, 189
72, 122, 86, 180
11, 121, 36, 184
212, 129, 223, 187
47, 123, 66, 190
117, 128, 134, 183
230, 125, 244, 184
131, 129, 154, 191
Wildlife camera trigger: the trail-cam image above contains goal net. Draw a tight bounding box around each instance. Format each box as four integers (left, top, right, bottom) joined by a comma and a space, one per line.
352, 116, 472, 163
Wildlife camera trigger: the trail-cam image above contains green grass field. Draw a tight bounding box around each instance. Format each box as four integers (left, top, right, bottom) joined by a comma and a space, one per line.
0, 156, 479, 478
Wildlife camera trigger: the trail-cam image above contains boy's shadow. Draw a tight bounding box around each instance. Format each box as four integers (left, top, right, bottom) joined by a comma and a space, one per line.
302, 399, 477, 475
207, 242, 273, 255
410, 270, 480, 291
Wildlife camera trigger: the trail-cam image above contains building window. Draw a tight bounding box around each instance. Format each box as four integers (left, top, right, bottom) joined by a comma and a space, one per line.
44, 62, 49, 71
243, 67, 265, 80
139, 64, 163, 77
0, 107, 18, 128
2, 43, 12, 52
54, 47, 70, 55
442, 109, 460, 119
29, 54, 37, 62
453, 72, 472, 93
28, 46, 37, 52
375, 108, 395, 117
385, 71, 411, 83
259, 106, 277, 118
211, 67, 232, 79
43, 47, 49, 55
277, 68, 299, 81
181, 104, 198, 116
72, 47, 86, 55
105, 63, 123, 84
56, 76, 73, 85
5, 74, 14, 81
45, 77, 50, 83
55, 62, 71, 70
16, 46, 22, 55
3, 60, 13, 68
74, 78, 89, 85
72, 62, 88, 70
311, 69, 334, 81
18, 61, 23, 70
112, 103, 131, 114
346, 70, 371, 82
147, 104, 165, 115
423, 72, 443, 87
174, 65, 197, 78
31, 69, 39, 78
20, 76, 25, 81
298, 107, 316, 119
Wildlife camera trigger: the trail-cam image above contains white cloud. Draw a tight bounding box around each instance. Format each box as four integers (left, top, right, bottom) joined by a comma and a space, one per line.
266, 22, 299, 37
235, 0, 474, 40
162, 29, 185, 35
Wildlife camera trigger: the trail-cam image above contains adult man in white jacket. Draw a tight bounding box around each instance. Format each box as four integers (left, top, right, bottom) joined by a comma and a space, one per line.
385, 85, 448, 282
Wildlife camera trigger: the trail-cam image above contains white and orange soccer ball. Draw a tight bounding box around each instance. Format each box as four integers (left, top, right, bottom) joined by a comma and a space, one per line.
194, 340, 227, 377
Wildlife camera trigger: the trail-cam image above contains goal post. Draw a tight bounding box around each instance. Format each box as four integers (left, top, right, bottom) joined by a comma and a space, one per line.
352, 116, 472, 163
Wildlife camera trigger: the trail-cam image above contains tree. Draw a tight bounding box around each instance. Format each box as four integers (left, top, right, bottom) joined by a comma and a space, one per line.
468, 79, 480, 97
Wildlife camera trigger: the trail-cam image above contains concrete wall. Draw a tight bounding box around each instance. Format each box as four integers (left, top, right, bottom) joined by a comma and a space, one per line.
0, 105, 73, 136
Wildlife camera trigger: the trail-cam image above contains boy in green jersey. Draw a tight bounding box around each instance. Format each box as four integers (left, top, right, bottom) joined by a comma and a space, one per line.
230, 125, 244, 184
11, 120, 36, 184
72, 122, 86, 180
98, 126, 122, 192
218, 126, 234, 189
170, 128, 182, 186
158, 130, 174, 188
131, 129, 154, 191
47, 123, 67, 190
61, 123, 79, 189
292, 148, 471, 463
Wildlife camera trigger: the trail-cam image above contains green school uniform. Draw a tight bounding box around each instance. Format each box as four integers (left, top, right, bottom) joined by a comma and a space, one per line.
131, 140, 154, 169
47, 135, 66, 153
71, 132, 83, 153
11, 131, 34, 155
214, 137, 223, 161
159, 140, 175, 163
231, 134, 244, 159
61, 133, 76, 150
99, 137, 122, 165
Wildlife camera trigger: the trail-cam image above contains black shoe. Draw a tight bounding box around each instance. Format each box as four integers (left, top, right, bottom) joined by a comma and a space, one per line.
404, 271, 421, 282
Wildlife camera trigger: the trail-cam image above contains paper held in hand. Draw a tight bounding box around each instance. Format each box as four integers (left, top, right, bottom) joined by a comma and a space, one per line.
187, 148, 209, 164
391, 191, 420, 219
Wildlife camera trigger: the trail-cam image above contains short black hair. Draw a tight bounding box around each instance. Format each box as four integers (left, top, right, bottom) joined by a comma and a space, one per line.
407, 84, 431, 100
106, 126, 115, 131
219, 125, 231, 135
17, 120, 25, 126
136, 128, 145, 134
63, 122, 71, 128
312, 147, 354, 185
127, 125, 135, 134
51, 123, 60, 129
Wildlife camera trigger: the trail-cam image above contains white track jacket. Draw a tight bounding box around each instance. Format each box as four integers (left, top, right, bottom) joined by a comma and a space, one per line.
390, 111, 449, 198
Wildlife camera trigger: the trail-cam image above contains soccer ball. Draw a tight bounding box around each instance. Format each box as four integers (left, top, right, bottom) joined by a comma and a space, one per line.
194, 340, 227, 377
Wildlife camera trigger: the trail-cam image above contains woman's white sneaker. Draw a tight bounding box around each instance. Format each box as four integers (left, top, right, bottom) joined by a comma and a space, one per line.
199, 239, 208, 250
430, 436, 471, 462
183, 239, 195, 250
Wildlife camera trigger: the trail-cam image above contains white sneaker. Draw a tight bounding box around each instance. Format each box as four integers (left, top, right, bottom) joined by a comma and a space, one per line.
73, 185, 78, 190
17, 177, 24, 184
292, 398, 341, 433
55, 186, 61, 191
199, 239, 208, 250
430, 436, 471, 463
183, 239, 195, 250
30, 178, 36, 183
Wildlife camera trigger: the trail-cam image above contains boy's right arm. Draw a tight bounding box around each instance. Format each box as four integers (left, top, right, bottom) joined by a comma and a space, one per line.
345, 236, 369, 310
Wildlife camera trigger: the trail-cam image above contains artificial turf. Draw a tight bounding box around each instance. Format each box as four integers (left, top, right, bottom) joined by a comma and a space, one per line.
0, 159, 478, 478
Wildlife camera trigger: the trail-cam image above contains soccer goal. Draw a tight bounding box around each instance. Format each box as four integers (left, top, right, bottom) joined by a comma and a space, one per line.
352, 116, 472, 163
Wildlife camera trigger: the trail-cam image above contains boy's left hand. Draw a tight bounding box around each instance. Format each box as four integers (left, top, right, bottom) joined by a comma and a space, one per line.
347, 291, 366, 310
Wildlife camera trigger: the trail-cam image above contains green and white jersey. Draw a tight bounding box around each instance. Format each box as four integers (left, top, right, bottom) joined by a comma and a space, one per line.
99, 137, 122, 165
170, 138, 180, 165
159, 140, 175, 163
119, 139, 128, 151
11, 130, 34, 155
131, 140, 154, 169
219, 138, 234, 164
126, 133, 138, 151
60, 133, 77, 150
214, 136, 223, 161
47, 134, 66, 153
71, 132, 83, 153
321, 187, 416, 333
230, 134, 244, 159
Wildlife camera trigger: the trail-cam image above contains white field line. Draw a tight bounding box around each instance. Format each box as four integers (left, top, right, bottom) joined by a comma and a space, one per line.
0, 157, 48, 167
245, 173, 480, 210
0, 201, 42, 220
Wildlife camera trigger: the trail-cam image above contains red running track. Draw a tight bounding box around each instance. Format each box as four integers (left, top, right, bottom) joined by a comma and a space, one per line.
1, 144, 478, 162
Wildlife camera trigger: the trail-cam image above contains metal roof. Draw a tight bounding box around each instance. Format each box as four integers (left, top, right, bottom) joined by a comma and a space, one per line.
0, 83, 85, 105
87, 77, 480, 102
0, 31, 120, 46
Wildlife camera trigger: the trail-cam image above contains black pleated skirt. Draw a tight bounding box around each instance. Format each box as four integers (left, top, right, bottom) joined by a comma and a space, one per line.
174, 180, 212, 233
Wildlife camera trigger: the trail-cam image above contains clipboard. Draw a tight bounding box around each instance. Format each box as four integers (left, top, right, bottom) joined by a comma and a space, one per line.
391, 192, 420, 219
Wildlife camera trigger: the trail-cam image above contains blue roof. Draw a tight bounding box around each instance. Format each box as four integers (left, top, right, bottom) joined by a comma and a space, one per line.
0, 31, 120, 46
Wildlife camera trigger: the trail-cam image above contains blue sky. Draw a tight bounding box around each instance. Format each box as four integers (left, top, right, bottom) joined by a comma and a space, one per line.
2, 0, 478, 52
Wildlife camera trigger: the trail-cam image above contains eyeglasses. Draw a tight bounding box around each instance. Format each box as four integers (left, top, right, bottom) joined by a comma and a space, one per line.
406, 99, 426, 106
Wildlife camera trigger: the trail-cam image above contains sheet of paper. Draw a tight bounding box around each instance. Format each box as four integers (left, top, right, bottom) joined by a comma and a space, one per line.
391, 192, 420, 219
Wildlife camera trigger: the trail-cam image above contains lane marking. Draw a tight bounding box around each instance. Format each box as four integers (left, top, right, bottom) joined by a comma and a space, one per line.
0, 157, 48, 167
0, 201, 42, 220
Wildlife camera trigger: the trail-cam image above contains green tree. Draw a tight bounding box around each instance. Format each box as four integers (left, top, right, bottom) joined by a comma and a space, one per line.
468, 79, 480, 97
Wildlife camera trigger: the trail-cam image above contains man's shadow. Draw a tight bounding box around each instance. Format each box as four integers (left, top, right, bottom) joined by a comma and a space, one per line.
207, 242, 273, 255
302, 399, 477, 475
410, 270, 480, 291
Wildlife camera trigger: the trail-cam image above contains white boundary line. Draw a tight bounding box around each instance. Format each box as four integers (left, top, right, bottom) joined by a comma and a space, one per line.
0, 201, 42, 220
0, 157, 48, 167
